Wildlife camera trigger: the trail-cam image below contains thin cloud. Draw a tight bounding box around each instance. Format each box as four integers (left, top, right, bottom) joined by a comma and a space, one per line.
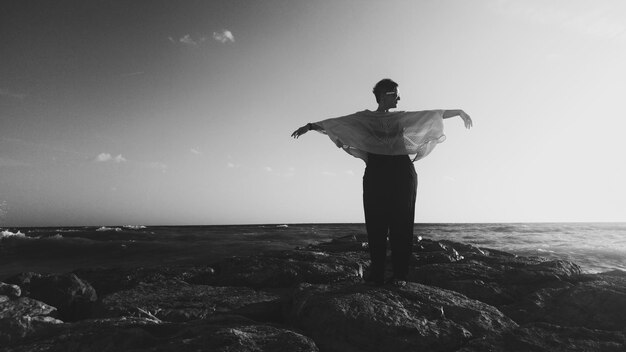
95, 153, 127, 163
213, 29, 235, 43
118, 71, 145, 78
180, 34, 200, 45
264, 166, 295, 177
113, 154, 127, 163
190, 148, 202, 155
169, 34, 207, 46
148, 162, 168, 173
491, 1, 626, 39
95, 153, 112, 162
0, 88, 26, 100
0, 157, 31, 167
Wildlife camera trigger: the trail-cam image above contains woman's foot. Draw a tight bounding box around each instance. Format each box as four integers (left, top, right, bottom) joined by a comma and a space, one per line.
364, 274, 385, 287
386, 276, 407, 287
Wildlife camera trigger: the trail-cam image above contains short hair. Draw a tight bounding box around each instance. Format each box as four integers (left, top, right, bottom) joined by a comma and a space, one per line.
372, 78, 398, 103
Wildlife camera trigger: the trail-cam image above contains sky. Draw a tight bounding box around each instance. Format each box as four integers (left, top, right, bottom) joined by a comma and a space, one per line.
1, 0, 626, 227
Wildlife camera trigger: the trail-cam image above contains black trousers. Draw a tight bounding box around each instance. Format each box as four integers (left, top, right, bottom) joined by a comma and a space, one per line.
363, 154, 417, 280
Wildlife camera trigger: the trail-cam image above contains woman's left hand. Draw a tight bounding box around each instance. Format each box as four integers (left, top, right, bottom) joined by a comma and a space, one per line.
459, 110, 473, 129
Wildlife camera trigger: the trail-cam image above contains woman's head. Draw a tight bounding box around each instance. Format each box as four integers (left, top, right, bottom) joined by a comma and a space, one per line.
373, 78, 400, 111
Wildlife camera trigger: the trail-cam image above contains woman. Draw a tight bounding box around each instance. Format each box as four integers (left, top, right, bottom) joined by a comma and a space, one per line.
291, 79, 472, 286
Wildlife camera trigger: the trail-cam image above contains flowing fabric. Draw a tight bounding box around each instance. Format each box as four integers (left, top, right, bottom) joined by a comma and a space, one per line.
315, 110, 446, 162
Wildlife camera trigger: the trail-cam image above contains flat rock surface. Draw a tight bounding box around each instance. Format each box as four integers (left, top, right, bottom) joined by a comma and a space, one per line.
287, 281, 517, 352
1, 315, 319, 352
459, 322, 626, 352
100, 281, 284, 323
205, 249, 366, 289
501, 272, 626, 331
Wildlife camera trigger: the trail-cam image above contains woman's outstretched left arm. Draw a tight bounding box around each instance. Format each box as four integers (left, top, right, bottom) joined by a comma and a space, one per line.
443, 110, 473, 129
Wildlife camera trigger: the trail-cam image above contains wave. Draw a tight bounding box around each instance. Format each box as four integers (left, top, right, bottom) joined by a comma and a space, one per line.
123, 225, 147, 230
0, 229, 28, 240
96, 226, 122, 232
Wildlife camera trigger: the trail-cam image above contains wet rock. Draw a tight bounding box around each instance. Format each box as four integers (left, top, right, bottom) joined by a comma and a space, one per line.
0, 282, 21, 298
437, 240, 514, 259
501, 271, 626, 331
2, 315, 319, 352
305, 234, 369, 253
459, 322, 626, 352
412, 239, 464, 265
503, 259, 582, 284
4, 272, 43, 296
100, 281, 284, 323
287, 282, 517, 352
7, 273, 98, 322
408, 257, 582, 307
72, 266, 214, 296
207, 250, 365, 289
0, 297, 62, 346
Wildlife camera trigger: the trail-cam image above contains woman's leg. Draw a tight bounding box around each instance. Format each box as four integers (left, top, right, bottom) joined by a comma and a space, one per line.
388, 168, 417, 280
363, 171, 389, 284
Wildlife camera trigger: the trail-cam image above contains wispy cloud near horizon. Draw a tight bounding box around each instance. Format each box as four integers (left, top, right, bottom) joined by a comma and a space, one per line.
168, 29, 235, 46
95, 153, 127, 163
0, 88, 27, 100
168, 34, 207, 46
213, 29, 235, 43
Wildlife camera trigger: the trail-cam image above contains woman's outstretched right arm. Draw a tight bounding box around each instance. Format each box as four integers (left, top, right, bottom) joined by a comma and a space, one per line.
291, 123, 321, 139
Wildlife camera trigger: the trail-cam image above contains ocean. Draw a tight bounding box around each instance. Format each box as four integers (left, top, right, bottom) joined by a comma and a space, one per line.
1, 223, 625, 279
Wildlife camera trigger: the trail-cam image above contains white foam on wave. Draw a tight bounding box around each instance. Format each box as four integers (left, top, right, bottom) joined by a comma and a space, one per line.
123, 225, 147, 230
0, 229, 27, 240
96, 226, 122, 232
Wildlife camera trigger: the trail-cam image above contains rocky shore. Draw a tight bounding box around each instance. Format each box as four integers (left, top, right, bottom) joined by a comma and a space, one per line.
1, 234, 625, 351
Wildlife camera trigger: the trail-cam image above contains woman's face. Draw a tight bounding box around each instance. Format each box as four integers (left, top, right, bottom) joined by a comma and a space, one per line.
380, 88, 400, 110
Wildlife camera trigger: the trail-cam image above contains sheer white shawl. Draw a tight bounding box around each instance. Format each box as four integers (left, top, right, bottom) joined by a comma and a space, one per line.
315, 110, 446, 162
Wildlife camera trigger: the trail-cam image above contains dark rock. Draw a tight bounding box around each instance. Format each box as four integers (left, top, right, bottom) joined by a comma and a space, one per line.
500, 272, 626, 331
503, 259, 582, 284
9, 273, 98, 322
72, 266, 212, 296
100, 281, 284, 323
459, 322, 626, 352
0, 297, 62, 346
2, 315, 319, 352
287, 282, 517, 352
412, 239, 464, 265
438, 240, 517, 259
408, 258, 582, 307
305, 234, 369, 253
4, 272, 43, 296
0, 282, 21, 298
0, 297, 57, 319
182, 266, 216, 285
409, 261, 514, 306
207, 250, 365, 289
2, 236, 623, 351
